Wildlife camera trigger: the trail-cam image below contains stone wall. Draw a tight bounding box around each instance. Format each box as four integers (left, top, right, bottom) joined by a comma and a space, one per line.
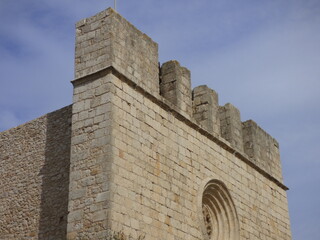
193, 85, 220, 135
67, 72, 116, 239
0, 7, 291, 240
104, 70, 292, 240
75, 8, 159, 96
0, 106, 72, 240
73, 6, 284, 185
69, 8, 291, 239
160, 61, 192, 119
242, 120, 283, 182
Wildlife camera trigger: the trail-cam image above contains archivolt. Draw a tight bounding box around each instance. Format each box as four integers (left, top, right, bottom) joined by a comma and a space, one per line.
198, 179, 240, 240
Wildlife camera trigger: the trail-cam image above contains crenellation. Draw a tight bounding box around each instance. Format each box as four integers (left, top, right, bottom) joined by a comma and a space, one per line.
0, 7, 291, 240
192, 85, 220, 135
75, 8, 159, 95
242, 120, 283, 182
160, 60, 193, 118
219, 103, 244, 152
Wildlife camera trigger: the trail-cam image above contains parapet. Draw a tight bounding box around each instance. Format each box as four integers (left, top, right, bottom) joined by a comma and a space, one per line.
242, 120, 282, 182
75, 8, 159, 95
74, 8, 284, 184
219, 103, 243, 152
192, 85, 220, 135
160, 61, 192, 118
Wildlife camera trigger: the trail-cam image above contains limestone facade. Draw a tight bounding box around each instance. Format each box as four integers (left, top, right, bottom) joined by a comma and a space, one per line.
0, 8, 291, 240
0, 106, 71, 239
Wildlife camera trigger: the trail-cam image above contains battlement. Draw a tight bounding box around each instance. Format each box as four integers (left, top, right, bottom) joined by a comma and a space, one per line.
0, 7, 291, 240
75, 8, 159, 95
75, 8, 283, 184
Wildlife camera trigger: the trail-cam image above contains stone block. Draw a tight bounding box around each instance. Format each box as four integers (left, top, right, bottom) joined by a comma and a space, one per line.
0, 6, 291, 240
75, 8, 159, 95
219, 103, 244, 151
242, 120, 282, 182
192, 85, 220, 134
160, 60, 192, 117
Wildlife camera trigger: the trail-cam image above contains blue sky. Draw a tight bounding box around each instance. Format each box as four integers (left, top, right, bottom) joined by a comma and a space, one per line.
1, 0, 319, 239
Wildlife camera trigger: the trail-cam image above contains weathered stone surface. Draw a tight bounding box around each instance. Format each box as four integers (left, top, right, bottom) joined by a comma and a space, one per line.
219, 103, 244, 152
160, 60, 192, 118
193, 85, 220, 135
105, 74, 291, 240
0, 7, 291, 240
242, 120, 283, 182
67, 74, 116, 239
75, 8, 159, 96
0, 106, 72, 240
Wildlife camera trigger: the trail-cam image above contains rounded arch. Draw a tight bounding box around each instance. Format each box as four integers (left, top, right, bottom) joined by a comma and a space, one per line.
197, 179, 240, 240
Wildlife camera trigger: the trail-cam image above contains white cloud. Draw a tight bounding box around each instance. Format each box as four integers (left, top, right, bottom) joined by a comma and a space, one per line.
190, 10, 320, 120
0, 1, 319, 239
0, 111, 21, 131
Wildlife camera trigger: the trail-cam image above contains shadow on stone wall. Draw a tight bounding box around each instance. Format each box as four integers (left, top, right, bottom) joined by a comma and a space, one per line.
38, 106, 72, 239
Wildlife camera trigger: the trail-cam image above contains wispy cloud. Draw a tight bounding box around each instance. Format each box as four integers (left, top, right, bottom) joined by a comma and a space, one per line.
0, 110, 21, 131
0, 1, 319, 239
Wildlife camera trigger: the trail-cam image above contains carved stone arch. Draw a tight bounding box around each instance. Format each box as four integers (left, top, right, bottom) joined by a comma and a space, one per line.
198, 179, 240, 240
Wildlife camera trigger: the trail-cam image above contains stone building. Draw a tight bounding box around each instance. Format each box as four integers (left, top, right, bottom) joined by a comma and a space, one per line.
0, 8, 292, 240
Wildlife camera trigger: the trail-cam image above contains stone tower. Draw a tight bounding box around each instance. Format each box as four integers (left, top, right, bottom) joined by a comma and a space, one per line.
0, 8, 291, 240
